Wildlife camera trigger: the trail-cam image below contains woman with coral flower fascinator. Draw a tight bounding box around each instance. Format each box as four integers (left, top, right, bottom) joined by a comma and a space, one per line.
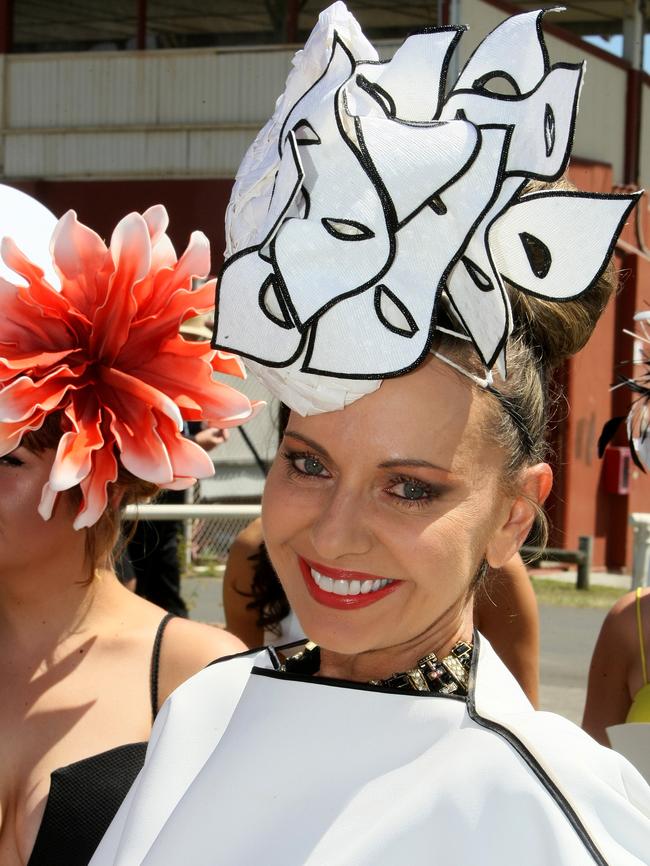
0, 185, 254, 866
93, 6, 649, 866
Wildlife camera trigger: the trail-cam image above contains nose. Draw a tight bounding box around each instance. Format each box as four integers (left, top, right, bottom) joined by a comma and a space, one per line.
308, 486, 373, 561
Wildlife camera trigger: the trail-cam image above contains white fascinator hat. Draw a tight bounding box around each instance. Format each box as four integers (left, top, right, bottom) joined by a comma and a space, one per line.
213, 3, 639, 415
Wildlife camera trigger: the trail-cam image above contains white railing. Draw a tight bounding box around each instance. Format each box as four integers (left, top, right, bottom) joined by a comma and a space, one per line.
123, 503, 261, 520
630, 513, 650, 588
122, 502, 261, 568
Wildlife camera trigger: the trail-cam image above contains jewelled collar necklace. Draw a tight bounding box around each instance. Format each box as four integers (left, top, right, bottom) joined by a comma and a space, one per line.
281, 640, 473, 696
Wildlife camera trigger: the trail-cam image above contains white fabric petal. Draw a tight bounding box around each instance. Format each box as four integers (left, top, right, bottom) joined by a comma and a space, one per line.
454, 9, 552, 94
445, 177, 523, 368
272, 95, 392, 326
490, 190, 639, 300
225, 8, 373, 256
258, 131, 305, 247
215, 251, 303, 364
357, 117, 478, 225
357, 28, 463, 121
442, 64, 584, 180
305, 129, 507, 378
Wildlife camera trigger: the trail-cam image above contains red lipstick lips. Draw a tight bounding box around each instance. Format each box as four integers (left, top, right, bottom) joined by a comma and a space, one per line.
299, 557, 401, 610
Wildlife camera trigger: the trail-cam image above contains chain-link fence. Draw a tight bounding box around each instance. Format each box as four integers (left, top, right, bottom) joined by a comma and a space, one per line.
187, 484, 260, 564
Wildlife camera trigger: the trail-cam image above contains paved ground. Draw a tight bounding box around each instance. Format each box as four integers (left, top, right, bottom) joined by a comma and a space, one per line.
538, 604, 606, 724
182, 575, 613, 726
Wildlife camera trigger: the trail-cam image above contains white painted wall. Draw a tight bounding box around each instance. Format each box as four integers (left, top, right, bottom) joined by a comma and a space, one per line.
2, 46, 296, 178
0, 6, 630, 185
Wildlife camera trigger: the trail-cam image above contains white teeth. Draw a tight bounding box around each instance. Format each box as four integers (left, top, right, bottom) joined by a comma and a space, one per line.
310, 568, 394, 596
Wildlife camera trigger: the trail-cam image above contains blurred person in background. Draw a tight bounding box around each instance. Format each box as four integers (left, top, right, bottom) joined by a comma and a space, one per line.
583, 587, 650, 744
584, 310, 650, 775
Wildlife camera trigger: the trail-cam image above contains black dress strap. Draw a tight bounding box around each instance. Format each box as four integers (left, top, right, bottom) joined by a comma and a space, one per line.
149, 612, 175, 721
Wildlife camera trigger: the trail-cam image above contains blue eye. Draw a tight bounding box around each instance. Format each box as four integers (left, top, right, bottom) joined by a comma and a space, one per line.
386, 476, 436, 507
297, 455, 325, 476
400, 480, 428, 500
282, 450, 329, 479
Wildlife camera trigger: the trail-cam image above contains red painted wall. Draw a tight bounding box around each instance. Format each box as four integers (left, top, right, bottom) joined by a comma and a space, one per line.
11, 178, 235, 274
551, 162, 650, 568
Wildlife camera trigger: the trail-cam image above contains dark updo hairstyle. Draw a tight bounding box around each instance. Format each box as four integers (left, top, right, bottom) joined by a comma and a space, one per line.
23, 412, 158, 580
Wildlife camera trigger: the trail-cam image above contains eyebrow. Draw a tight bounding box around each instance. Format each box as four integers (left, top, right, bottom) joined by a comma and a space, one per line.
283, 431, 332, 460
283, 431, 450, 474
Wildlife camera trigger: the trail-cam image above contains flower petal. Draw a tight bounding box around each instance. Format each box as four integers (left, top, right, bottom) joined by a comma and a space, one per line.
0, 370, 77, 423
0, 412, 46, 457
73, 445, 119, 530
99, 365, 183, 429
38, 481, 59, 521
49, 394, 104, 492
51, 210, 107, 282
133, 352, 253, 423
117, 281, 216, 369
1, 237, 52, 289
212, 350, 246, 380
91, 212, 151, 363
156, 411, 215, 481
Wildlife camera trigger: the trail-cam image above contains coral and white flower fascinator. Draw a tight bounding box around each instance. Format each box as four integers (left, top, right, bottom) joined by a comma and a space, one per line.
0, 186, 255, 528
214, 3, 639, 415
599, 312, 650, 471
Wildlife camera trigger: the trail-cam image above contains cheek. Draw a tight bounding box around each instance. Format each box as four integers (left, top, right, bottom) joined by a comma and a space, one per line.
393, 499, 495, 590
261, 460, 306, 551
0, 473, 44, 527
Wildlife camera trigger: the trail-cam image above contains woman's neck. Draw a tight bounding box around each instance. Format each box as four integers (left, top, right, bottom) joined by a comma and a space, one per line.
0, 553, 110, 654
317, 599, 473, 683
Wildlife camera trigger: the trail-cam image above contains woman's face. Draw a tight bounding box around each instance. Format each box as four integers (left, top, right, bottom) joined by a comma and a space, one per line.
0, 444, 81, 578
262, 357, 544, 656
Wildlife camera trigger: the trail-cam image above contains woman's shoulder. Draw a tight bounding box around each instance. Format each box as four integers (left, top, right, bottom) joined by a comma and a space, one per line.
595, 589, 643, 654
156, 617, 247, 705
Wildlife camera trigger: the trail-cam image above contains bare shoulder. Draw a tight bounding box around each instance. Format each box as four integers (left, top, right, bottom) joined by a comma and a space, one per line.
598, 590, 639, 649
157, 618, 247, 705
229, 517, 263, 557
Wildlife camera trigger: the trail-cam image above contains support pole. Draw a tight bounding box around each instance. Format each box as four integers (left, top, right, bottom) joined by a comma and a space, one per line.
622, 0, 645, 184
285, 0, 300, 43
137, 0, 147, 50
576, 535, 593, 590
630, 513, 650, 589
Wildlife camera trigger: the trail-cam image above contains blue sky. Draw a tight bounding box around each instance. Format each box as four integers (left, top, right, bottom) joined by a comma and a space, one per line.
583, 34, 650, 72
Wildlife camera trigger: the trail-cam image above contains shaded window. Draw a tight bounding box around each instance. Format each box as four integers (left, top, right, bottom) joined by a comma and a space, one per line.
13, 0, 139, 52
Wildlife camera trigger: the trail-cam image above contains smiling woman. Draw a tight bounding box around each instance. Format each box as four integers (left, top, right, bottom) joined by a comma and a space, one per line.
0, 187, 252, 866
90, 5, 649, 866
262, 358, 540, 672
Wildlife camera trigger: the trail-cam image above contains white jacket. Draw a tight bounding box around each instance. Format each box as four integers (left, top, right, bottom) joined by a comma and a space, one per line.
91, 634, 650, 865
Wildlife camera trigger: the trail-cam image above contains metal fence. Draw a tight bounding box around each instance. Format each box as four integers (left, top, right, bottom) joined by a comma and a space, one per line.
123, 498, 261, 566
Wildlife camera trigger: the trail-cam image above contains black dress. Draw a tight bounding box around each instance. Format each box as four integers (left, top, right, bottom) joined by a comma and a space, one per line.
26, 613, 174, 866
